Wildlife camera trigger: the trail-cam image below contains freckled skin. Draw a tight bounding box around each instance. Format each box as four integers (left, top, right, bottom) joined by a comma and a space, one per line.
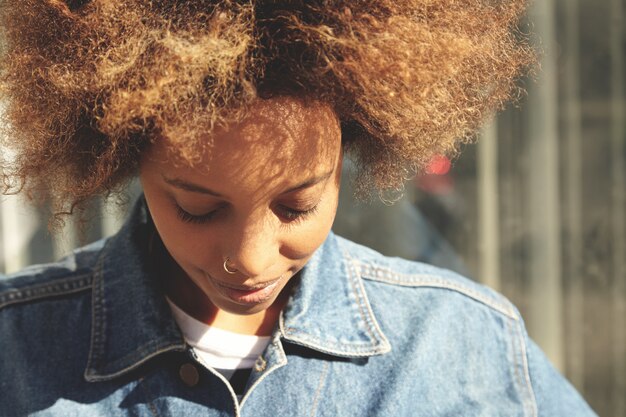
139, 97, 343, 335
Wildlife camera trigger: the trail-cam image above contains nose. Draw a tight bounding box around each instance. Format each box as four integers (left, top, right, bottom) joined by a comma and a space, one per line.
224, 216, 279, 278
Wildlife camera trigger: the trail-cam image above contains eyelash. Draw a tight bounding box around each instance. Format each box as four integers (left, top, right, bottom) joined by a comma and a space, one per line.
173, 202, 320, 225
175, 204, 218, 224
278, 204, 320, 223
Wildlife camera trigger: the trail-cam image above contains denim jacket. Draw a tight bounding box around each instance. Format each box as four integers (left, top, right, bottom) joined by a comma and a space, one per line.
0, 198, 596, 417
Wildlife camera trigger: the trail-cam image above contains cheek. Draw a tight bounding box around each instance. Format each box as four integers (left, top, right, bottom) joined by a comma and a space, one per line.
143, 190, 216, 271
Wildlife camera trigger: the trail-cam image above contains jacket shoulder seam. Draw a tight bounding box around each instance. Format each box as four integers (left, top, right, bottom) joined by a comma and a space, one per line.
508, 316, 539, 416
0, 273, 93, 311
354, 261, 518, 320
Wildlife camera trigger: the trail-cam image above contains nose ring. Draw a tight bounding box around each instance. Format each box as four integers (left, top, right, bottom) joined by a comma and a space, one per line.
223, 258, 238, 274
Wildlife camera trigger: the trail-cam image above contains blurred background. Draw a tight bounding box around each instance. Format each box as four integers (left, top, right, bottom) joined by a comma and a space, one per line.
0, 1, 623, 416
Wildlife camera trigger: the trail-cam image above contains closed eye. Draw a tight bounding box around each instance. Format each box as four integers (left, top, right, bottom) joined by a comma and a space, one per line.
172, 200, 320, 225
277, 204, 319, 223
174, 203, 219, 224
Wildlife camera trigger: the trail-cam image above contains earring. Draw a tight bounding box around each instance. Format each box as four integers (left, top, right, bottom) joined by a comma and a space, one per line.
223, 257, 238, 274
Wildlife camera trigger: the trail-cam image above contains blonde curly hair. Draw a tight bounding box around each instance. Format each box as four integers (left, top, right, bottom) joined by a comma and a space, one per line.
0, 0, 534, 220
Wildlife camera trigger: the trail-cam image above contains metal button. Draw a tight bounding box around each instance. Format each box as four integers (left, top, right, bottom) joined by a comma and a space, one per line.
254, 355, 267, 372
179, 363, 200, 387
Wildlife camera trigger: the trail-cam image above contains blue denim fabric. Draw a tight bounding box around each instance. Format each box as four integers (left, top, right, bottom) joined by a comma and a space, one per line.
0, 198, 597, 417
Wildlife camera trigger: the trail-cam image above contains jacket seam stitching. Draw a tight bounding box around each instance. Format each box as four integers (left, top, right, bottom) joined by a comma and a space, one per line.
343, 252, 392, 354
0, 274, 92, 310
506, 318, 526, 408
515, 321, 539, 417
277, 336, 384, 357
85, 343, 186, 381
138, 376, 161, 417
239, 339, 288, 411
345, 257, 380, 342
278, 249, 391, 356
357, 263, 516, 319
309, 361, 329, 417
85, 252, 107, 379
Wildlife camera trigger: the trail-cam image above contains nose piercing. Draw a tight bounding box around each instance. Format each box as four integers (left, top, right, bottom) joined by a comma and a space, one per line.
223, 257, 238, 274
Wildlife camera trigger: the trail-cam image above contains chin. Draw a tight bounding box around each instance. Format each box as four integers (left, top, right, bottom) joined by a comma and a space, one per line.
215, 297, 276, 316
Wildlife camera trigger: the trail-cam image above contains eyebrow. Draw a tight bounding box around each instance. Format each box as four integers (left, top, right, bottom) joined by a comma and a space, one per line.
283, 170, 334, 194
162, 175, 224, 197
162, 170, 334, 196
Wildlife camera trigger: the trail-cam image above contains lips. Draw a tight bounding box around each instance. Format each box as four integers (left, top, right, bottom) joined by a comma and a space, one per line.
205, 273, 284, 306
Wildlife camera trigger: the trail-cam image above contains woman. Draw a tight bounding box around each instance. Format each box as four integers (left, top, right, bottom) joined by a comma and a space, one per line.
0, 0, 596, 416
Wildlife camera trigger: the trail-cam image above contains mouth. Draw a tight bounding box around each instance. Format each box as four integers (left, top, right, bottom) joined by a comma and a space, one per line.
205, 274, 285, 306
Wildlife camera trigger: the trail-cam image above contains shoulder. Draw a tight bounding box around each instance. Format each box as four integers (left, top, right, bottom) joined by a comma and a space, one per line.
0, 238, 106, 312
334, 234, 519, 320
328, 235, 544, 413
326, 235, 597, 415
0, 239, 110, 414
332, 234, 529, 379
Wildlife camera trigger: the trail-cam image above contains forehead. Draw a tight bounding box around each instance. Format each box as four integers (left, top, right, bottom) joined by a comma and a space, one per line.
148, 96, 342, 192
211, 96, 340, 162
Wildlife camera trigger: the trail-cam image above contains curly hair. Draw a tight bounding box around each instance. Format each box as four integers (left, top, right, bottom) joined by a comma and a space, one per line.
0, 0, 534, 221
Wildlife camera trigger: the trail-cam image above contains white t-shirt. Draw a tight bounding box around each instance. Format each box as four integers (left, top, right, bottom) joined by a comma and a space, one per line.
166, 297, 271, 380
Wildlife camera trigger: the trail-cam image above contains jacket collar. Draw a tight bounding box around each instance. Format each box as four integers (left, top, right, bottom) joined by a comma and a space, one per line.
84, 198, 390, 382
279, 232, 390, 357
84, 198, 186, 382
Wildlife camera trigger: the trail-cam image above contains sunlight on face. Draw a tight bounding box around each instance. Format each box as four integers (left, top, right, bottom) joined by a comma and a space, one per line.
140, 96, 343, 323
